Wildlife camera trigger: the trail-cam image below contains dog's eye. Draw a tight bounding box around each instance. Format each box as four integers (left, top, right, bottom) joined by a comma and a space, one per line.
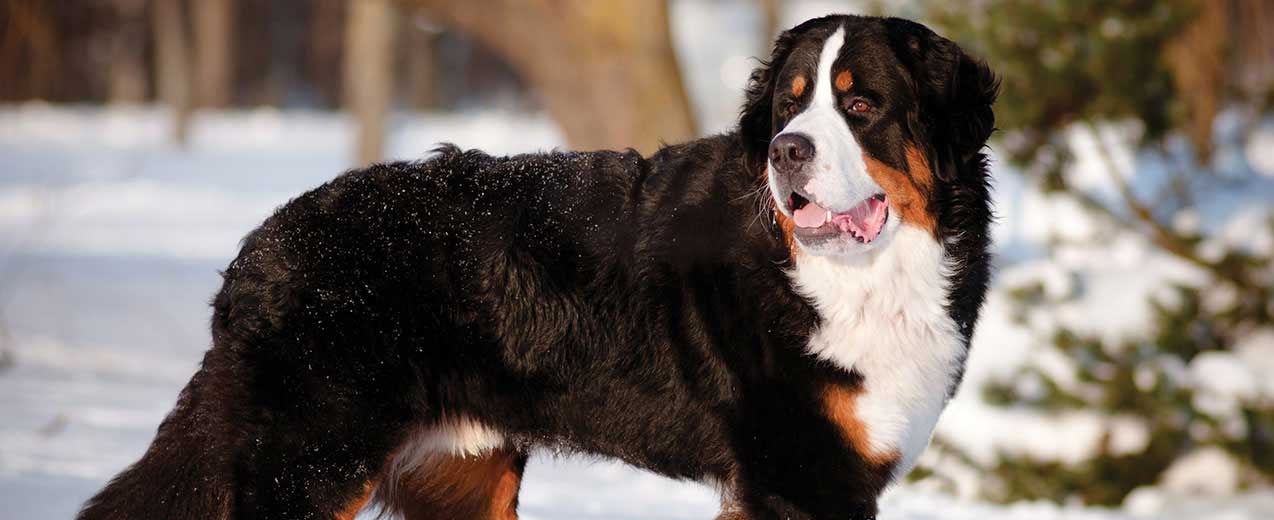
849, 98, 872, 113
781, 102, 798, 117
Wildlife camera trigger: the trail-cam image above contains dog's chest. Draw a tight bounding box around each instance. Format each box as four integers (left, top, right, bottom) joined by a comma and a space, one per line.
791, 226, 964, 481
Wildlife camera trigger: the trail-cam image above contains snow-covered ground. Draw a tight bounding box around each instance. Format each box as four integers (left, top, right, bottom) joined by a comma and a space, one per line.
2, 104, 1271, 519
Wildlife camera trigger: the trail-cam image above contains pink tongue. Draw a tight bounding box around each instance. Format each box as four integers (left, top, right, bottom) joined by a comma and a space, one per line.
831, 197, 888, 242
792, 201, 828, 228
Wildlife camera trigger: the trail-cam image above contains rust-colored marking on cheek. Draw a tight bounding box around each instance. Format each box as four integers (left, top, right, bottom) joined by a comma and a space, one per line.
835, 70, 854, 92
774, 210, 800, 259
863, 144, 937, 236
905, 144, 934, 192
763, 167, 801, 259
790, 76, 807, 97
823, 384, 900, 467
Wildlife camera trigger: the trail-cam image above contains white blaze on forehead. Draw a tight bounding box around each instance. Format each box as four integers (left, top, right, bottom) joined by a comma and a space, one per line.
770, 25, 876, 212
810, 26, 846, 118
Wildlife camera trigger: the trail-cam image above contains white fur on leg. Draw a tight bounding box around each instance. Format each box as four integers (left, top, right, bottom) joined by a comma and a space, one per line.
374, 416, 506, 508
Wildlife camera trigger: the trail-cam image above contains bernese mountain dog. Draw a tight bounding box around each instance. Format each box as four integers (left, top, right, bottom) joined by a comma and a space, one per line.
79, 14, 998, 520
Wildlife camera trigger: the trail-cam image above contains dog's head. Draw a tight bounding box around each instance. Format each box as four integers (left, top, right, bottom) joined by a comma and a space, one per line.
742, 16, 998, 258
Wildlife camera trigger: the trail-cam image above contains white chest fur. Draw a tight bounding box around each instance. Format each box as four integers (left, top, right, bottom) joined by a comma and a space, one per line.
790, 225, 964, 481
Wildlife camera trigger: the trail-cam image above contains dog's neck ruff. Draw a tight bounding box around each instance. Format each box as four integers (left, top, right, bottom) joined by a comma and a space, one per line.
790, 224, 963, 481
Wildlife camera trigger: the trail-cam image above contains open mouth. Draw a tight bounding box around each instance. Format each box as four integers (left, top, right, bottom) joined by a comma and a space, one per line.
788, 192, 889, 244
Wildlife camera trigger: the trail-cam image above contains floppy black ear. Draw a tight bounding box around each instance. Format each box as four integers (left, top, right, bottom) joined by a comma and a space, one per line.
739, 29, 801, 165
886, 18, 999, 179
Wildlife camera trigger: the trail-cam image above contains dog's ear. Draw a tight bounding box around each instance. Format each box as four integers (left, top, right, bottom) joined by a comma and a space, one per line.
739, 29, 801, 164
886, 19, 999, 180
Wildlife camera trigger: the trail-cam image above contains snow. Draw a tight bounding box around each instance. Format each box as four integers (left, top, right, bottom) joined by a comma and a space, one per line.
1234, 329, 1274, 398
1189, 352, 1261, 417
1159, 447, 1244, 497
1125, 487, 1274, 520
1244, 123, 1274, 178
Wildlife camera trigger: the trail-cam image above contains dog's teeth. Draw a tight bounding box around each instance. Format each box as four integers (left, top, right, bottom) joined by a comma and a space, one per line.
826, 210, 832, 223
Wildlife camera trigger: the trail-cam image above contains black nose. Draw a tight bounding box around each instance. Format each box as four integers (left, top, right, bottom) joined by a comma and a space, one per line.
768, 133, 815, 173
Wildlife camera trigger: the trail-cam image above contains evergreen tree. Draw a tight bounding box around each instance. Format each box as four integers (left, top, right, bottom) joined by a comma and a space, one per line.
911, 0, 1274, 505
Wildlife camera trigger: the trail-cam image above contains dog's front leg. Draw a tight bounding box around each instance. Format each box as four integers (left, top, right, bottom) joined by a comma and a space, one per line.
716, 484, 877, 520
721, 395, 886, 519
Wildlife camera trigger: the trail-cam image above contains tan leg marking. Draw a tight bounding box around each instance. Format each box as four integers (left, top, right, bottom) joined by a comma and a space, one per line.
393, 448, 526, 520
823, 383, 901, 467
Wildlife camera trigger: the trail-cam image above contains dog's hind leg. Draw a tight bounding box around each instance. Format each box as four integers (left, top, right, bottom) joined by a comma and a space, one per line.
76, 346, 410, 520
76, 358, 239, 520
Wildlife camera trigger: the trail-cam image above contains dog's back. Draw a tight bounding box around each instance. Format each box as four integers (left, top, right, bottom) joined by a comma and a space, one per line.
78, 140, 797, 518
78, 146, 646, 518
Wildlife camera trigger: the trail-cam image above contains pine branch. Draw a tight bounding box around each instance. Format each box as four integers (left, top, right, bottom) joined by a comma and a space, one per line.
1080, 121, 1250, 287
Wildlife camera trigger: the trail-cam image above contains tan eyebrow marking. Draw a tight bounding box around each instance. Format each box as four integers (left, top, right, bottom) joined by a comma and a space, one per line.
835, 70, 854, 92
791, 76, 808, 97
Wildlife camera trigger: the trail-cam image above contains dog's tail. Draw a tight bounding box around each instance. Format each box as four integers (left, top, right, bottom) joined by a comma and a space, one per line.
77, 358, 237, 520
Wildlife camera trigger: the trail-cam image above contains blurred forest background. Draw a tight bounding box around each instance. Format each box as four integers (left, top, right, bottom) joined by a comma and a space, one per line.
1, 0, 702, 161
2, 0, 1274, 516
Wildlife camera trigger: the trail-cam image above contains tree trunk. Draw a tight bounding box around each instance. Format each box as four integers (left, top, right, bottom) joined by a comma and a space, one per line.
152, 0, 192, 144
1164, 0, 1227, 163
193, 0, 235, 108
1232, 0, 1274, 99
1, 0, 60, 101
759, 0, 781, 44
403, 20, 438, 110
308, 0, 348, 108
107, 0, 147, 103
401, 0, 697, 154
344, 0, 396, 165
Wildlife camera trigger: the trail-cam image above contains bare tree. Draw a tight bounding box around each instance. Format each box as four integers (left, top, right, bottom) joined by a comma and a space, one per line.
107, 0, 148, 103
152, 0, 192, 143
193, 0, 235, 108
402, 0, 697, 154
402, 20, 438, 110
344, 0, 397, 165
1164, 0, 1227, 163
1163, 0, 1274, 163
759, 0, 781, 44
1, 0, 60, 101
1233, 0, 1274, 103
